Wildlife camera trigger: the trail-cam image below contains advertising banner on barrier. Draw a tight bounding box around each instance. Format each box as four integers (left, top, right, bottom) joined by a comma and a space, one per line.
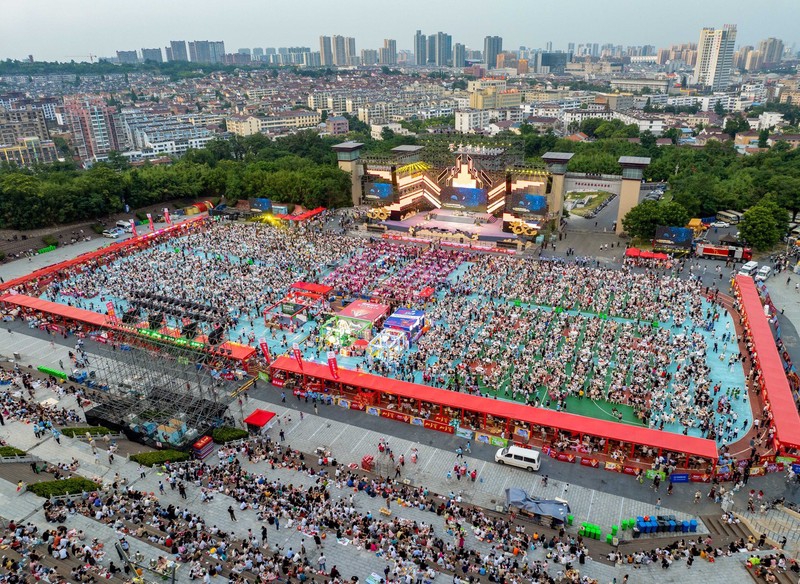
580, 458, 600, 468
670, 473, 689, 483
423, 419, 455, 434
455, 427, 474, 439
690, 473, 711, 482
380, 409, 410, 424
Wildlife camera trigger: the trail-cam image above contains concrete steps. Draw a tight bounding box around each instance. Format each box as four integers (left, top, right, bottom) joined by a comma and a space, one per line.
701, 513, 755, 542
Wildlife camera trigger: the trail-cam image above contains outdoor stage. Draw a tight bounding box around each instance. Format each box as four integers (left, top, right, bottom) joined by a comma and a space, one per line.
381, 210, 511, 242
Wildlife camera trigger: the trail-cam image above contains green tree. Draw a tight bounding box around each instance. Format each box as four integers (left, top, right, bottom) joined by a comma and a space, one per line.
621, 200, 689, 239
739, 204, 782, 250
758, 128, 769, 149
714, 101, 725, 116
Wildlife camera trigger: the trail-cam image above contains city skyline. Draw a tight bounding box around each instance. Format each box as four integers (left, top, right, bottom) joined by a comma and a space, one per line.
1, 0, 798, 62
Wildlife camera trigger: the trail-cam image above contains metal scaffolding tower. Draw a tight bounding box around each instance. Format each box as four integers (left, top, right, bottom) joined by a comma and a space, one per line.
82, 329, 243, 447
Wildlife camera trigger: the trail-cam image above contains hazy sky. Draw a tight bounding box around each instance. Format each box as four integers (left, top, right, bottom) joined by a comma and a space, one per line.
1, 0, 798, 61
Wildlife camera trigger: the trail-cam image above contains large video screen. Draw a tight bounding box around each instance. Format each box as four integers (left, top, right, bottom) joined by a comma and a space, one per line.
440, 186, 488, 213
509, 192, 548, 215
365, 182, 394, 201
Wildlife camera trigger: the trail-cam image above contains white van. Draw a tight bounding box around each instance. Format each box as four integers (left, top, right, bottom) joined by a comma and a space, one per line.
755, 266, 772, 281
738, 261, 759, 277
116, 219, 133, 232
495, 445, 541, 471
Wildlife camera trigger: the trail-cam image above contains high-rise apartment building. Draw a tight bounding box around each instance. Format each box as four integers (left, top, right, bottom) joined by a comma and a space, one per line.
169, 41, 188, 62
141, 48, 163, 63
414, 30, 426, 66
361, 49, 378, 66
434, 32, 452, 67
252, 48, 264, 60
116, 50, 138, 64
695, 25, 737, 92
332, 35, 347, 66
62, 100, 123, 160
379, 39, 397, 65
453, 43, 466, 68
484, 35, 503, 69
758, 38, 784, 68
0, 106, 50, 145
345, 37, 357, 66
188, 40, 225, 63
319, 36, 333, 67
427, 36, 436, 65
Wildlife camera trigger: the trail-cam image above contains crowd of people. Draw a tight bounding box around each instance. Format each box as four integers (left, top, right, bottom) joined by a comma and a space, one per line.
24, 222, 750, 441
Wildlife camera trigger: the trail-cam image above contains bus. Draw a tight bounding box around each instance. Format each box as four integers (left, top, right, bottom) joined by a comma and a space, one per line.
716, 210, 744, 225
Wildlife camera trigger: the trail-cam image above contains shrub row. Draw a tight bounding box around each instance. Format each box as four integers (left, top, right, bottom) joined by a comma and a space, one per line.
211, 427, 248, 444
130, 449, 190, 467
27, 477, 99, 498
60, 426, 114, 438
0, 446, 26, 457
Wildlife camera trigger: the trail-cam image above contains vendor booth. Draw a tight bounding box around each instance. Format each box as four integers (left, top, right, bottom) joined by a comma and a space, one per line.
243, 409, 277, 434
319, 315, 373, 352
367, 329, 409, 363
383, 308, 427, 342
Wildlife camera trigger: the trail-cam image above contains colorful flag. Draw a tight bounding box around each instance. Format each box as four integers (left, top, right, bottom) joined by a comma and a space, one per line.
164, 208, 172, 225
292, 343, 303, 371
147, 213, 154, 231
106, 301, 116, 322
129, 219, 138, 236
259, 338, 271, 365
327, 350, 339, 379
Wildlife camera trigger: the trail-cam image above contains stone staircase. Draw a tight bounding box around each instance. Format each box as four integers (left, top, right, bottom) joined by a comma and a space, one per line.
701, 513, 756, 544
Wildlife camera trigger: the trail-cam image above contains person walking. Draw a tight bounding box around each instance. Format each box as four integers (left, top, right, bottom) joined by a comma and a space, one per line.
318, 554, 327, 573
228, 506, 237, 521
455, 447, 463, 459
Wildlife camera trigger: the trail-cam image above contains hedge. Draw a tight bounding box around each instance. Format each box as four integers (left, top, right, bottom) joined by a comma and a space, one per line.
130, 449, 190, 467
211, 427, 248, 444
60, 426, 114, 438
0, 446, 26, 457
41, 235, 59, 247
27, 477, 99, 498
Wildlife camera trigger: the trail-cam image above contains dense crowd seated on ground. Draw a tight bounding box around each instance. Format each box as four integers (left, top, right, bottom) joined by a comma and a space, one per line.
20, 221, 749, 442
0, 367, 83, 429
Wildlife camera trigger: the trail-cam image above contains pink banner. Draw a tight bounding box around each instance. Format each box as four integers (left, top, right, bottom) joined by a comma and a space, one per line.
129, 219, 138, 236
164, 208, 172, 225
259, 338, 271, 365
105, 301, 116, 321
147, 213, 154, 232
292, 343, 304, 371
327, 350, 339, 379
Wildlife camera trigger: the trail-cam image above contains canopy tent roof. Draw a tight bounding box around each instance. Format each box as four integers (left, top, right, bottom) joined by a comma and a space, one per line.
0, 293, 112, 327
337, 299, 390, 323
291, 282, 333, 295
0, 293, 255, 362
624, 248, 641, 258
243, 409, 276, 428
736, 275, 800, 448
269, 355, 719, 459
505, 488, 570, 522
625, 248, 668, 260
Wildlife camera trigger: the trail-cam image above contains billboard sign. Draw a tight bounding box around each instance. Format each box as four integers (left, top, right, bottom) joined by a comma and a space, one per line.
654, 226, 693, 252
440, 186, 488, 212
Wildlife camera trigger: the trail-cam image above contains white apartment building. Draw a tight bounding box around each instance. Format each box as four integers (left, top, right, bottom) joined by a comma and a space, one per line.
455, 109, 491, 132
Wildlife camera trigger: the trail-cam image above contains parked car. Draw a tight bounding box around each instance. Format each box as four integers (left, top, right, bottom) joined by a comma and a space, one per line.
710, 221, 730, 228
102, 230, 119, 239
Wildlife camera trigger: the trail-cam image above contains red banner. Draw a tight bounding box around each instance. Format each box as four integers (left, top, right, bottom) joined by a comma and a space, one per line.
580, 458, 600, 468
259, 338, 271, 365
147, 213, 154, 232
327, 350, 339, 379
292, 343, 303, 371
622, 466, 639, 475
129, 219, 138, 236
380, 409, 410, 424
164, 208, 172, 225
423, 419, 455, 434
105, 301, 116, 322
690, 473, 711, 482
556, 453, 576, 463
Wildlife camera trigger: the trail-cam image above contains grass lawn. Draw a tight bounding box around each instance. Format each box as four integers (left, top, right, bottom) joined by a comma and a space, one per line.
566, 191, 612, 217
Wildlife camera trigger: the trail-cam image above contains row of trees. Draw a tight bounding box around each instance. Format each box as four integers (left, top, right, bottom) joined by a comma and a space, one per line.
0, 131, 353, 230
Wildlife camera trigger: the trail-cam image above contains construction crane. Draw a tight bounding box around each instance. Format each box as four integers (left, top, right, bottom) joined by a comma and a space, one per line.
64, 54, 97, 63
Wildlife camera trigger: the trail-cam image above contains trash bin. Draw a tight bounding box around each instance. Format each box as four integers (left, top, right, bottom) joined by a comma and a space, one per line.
13, 352, 20, 360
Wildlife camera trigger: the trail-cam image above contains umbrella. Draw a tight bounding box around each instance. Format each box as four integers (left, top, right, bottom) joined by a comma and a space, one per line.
354, 339, 369, 347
